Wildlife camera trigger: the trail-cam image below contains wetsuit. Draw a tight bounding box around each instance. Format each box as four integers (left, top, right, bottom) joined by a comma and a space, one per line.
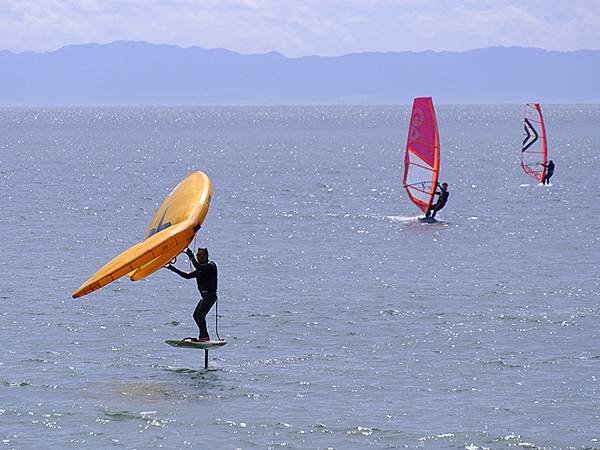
542, 161, 555, 185
426, 187, 449, 218
168, 258, 218, 340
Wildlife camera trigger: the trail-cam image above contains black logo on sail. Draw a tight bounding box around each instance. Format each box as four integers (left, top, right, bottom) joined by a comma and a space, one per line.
522, 118, 539, 151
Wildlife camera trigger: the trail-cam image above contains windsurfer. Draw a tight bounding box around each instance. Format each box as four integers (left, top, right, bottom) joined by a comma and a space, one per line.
425, 182, 449, 219
541, 160, 555, 185
167, 248, 218, 342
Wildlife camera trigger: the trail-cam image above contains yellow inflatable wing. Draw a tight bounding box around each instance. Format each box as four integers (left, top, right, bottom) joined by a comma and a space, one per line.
73, 171, 212, 298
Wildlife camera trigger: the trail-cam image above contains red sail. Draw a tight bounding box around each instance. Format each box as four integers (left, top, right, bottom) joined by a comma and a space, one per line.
403, 97, 440, 213
521, 103, 548, 182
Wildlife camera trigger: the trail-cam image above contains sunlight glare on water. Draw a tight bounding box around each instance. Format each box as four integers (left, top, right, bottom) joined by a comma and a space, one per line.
0, 105, 598, 448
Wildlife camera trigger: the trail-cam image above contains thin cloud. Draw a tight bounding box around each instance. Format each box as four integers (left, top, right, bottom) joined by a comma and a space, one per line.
0, 0, 598, 55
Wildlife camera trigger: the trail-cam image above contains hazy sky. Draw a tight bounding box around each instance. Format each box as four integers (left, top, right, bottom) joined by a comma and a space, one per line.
2, 0, 599, 56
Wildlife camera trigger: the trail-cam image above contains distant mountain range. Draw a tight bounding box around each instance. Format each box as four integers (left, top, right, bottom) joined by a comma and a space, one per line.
0, 41, 598, 105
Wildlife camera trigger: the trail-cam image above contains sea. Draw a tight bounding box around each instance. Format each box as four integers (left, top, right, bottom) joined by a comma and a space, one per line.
0, 105, 598, 449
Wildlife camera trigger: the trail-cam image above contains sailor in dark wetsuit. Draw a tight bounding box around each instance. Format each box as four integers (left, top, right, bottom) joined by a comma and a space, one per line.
425, 182, 449, 219
167, 248, 218, 342
542, 160, 555, 185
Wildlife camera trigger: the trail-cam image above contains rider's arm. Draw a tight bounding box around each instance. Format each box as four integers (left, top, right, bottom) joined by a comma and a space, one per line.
185, 248, 203, 271
167, 265, 197, 279
189, 255, 203, 271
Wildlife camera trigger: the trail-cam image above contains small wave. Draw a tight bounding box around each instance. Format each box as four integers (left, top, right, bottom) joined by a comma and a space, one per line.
102, 409, 170, 429
483, 359, 522, 369
103, 410, 150, 421
2, 380, 31, 388
383, 215, 420, 223
326, 212, 420, 223
347, 425, 382, 436
160, 366, 198, 374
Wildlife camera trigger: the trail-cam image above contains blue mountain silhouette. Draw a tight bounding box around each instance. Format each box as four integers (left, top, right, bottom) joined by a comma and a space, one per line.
1, 41, 598, 105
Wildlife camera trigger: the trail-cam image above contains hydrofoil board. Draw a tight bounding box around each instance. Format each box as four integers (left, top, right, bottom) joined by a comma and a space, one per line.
165, 339, 227, 349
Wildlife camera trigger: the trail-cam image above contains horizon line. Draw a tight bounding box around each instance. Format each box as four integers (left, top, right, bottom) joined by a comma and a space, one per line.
1, 102, 600, 108
2, 40, 599, 59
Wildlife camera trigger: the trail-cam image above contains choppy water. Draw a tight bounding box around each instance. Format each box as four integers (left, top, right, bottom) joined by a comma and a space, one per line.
0, 105, 599, 449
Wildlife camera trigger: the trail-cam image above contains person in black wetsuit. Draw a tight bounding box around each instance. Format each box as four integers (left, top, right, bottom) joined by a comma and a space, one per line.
167, 248, 218, 342
425, 182, 449, 219
542, 160, 555, 185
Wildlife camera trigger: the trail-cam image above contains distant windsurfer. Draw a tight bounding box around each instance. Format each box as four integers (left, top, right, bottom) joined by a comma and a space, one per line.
425, 182, 449, 219
167, 248, 218, 342
541, 160, 555, 185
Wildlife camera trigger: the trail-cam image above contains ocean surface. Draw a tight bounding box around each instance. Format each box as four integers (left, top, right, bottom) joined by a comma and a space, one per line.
0, 105, 598, 449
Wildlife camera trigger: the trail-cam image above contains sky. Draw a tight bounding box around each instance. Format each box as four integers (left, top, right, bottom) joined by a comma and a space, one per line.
1, 0, 599, 56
